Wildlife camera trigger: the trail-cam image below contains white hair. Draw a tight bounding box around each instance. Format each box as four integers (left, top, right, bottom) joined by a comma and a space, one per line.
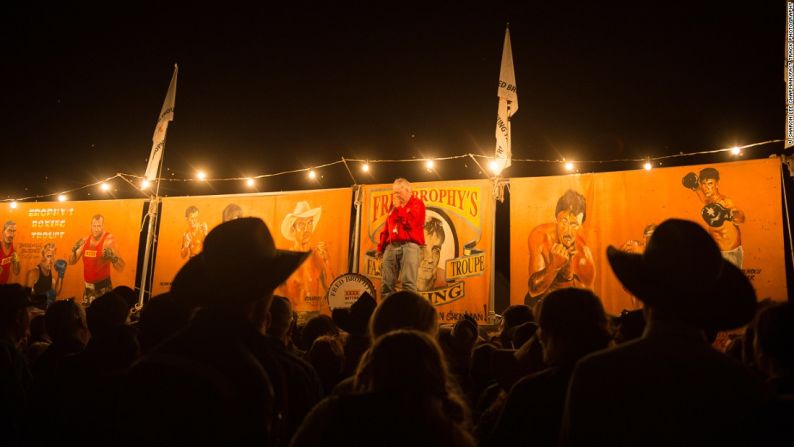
393, 178, 412, 191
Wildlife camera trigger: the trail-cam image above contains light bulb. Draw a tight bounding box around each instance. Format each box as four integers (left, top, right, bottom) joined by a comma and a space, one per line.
489, 160, 503, 175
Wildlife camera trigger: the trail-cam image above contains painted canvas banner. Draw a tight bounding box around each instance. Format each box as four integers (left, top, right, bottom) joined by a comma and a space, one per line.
510, 157, 787, 315
0, 199, 145, 305
358, 179, 494, 324
152, 188, 352, 316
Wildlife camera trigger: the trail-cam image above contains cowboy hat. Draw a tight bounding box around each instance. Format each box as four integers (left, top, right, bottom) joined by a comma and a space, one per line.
332, 291, 377, 337
280, 201, 322, 242
0, 284, 35, 318
172, 217, 309, 305
607, 218, 756, 331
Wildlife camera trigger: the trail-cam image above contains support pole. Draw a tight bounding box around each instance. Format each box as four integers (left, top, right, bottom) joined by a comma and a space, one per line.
341, 157, 357, 185
137, 198, 158, 308
781, 161, 794, 272
489, 178, 499, 326
351, 185, 363, 273
137, 148, 166, 309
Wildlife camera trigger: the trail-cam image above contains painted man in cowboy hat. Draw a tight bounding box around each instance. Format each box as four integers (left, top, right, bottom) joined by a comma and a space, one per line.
560, 219, 767, 446
278, 201, 335, 314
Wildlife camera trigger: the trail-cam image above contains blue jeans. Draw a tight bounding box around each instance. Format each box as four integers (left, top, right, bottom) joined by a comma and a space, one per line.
381, 242, 420, 298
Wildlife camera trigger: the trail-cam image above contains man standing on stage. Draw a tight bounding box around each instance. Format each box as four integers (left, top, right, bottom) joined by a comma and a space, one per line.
0, 221, 20, 284
69, 214, 126, 305
377, 178, 426, 298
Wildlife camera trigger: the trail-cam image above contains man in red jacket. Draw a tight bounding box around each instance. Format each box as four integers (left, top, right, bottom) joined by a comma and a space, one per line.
377, 178, 425, 298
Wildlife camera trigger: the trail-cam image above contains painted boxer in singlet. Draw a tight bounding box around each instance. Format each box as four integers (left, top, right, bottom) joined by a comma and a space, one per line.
0, 221, 20, 284
69, 215, 126, 305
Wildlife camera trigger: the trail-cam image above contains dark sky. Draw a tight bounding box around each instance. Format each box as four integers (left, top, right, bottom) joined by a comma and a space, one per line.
2, 2, 784, 200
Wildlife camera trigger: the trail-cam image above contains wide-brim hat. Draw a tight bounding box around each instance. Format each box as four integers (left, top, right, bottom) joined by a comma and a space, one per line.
172, 217, 309, 305
280, 201, 322, 242
332, 291, 377, 336
0, 284, 36, 315
607, 218, 756, 331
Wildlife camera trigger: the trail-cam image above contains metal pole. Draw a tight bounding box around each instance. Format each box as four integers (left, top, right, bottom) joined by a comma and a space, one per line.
780, 162, 794, 271
489, 178, 498, 326
468, 153, 489, 179
137, 198, 157, 308
137, 144, 166, 308
341, 157, 357, 185
351, 185, 363, 273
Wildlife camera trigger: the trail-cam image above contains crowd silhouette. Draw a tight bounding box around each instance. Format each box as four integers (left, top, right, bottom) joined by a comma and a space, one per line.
1, 217, 792, 446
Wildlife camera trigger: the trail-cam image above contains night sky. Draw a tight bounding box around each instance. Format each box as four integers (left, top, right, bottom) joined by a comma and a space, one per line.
2, 2, 784, 200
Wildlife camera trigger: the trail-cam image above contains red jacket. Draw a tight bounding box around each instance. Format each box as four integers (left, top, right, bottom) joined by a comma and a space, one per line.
377, 195, 426, 253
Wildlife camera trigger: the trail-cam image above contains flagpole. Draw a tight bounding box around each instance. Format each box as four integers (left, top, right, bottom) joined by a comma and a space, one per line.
489, 179, 498, 325
137, 165, 162, 308
493, 25, 516, 322
351, 185, 363, 273
137, 64, 177, 308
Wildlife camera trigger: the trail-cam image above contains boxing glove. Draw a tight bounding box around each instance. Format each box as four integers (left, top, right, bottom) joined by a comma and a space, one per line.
682, 172, 699, 191
102, 247, 118, 262
701, 203, 732, 227
54, 259, 67, 278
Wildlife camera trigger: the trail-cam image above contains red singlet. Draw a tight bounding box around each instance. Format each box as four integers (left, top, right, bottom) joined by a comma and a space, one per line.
83, 233, 111, 283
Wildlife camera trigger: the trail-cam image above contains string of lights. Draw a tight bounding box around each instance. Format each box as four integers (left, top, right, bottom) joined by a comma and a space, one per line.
6, 174, 125, 206
3, 139, 784, 205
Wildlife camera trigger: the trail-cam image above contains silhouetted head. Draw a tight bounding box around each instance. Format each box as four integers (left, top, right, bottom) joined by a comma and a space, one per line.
370, 291, 438, 340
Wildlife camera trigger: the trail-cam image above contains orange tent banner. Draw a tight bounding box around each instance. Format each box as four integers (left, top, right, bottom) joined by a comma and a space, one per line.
358, 180, 494, 323
0, 199, 145, 303
152, 188, 352, 316
510, 157, 787, 315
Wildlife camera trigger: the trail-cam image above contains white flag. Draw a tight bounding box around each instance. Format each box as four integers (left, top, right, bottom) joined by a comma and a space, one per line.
144, 64, 178, 182
495, 27, 517, 169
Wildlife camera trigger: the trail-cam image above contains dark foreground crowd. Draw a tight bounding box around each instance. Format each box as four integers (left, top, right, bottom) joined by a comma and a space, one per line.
1, 218, 793, 446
